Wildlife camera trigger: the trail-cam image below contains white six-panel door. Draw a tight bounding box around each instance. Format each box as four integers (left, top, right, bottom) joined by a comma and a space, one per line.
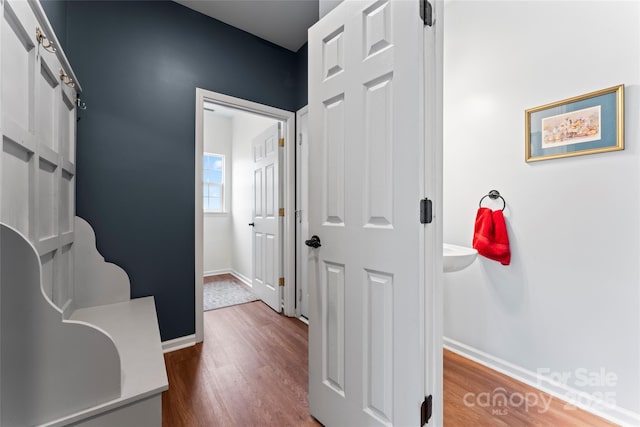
252, 123, 282, 312
308, 0, 429, 425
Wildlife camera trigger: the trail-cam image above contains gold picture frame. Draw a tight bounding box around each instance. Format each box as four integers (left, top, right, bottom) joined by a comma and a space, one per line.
525, 85, 624, 162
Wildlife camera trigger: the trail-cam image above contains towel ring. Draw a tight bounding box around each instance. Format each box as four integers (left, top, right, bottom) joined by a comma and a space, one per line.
479, 190, 506, 211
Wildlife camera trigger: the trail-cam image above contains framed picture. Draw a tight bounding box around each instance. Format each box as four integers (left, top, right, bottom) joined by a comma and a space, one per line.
525, 85, 624, 162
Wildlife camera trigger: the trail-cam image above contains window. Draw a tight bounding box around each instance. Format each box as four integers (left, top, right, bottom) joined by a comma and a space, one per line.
203, 153, 224, 212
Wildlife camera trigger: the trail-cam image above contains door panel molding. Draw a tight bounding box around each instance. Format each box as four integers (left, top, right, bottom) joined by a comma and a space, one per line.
308, 0, 442, 425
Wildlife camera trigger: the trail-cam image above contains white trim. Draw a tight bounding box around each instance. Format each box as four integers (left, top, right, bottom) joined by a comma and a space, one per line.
282, 108, 296, 317
204, 212, 229, 217
195, 88, 296, 343
162, 334, 197, 353
294, 105, 309, 318
230, 270, 251, 287
424, 2, 445, 425
203, 270, 252, 287
444, 337, 640, 427
195, 91, 205, 343
203, 268, 232, 277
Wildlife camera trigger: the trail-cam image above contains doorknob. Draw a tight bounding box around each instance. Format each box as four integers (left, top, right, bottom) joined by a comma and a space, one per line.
305, 235, 321, 248
248, 222, 255, 227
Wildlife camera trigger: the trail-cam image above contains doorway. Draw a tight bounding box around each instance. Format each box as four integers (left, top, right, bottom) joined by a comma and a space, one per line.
194, 89, 296, 343
201, 103, 279, 311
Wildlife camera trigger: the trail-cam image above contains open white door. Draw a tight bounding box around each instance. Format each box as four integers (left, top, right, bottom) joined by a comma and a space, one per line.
251, 123, 282, 313
308, 0, 436, 425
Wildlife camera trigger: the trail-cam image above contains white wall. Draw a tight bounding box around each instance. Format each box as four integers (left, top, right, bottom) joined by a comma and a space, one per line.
230, 113, 277, 281
203, 112, 232, 274
443, 1, 640, 422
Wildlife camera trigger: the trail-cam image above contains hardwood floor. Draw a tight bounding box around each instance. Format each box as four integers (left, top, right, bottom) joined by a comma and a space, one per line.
162, 301, 320, 427
444, 349, 618, 427
163, 302, 618, 427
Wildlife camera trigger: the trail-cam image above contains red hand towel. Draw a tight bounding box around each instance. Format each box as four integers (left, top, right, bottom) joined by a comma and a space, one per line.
472, 207, 494, 257
472, 207, 511, 265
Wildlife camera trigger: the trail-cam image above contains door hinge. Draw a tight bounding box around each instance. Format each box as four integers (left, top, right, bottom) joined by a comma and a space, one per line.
279, 208, 285, 217
279, 138, 285, 147
420, 198, 433, 224
420, 0, 433, 26
421, 395, 433, 425
279, 277, 285, 287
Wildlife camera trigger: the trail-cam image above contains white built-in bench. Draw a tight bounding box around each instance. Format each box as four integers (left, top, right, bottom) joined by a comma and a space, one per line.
59, 297, 167, 427
1, 218, 167, 427
1, 1, 167, 425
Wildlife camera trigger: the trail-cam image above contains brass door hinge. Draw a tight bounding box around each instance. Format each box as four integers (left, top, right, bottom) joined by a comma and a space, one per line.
279, 208, 285, 217
279, 277, 285, 287
279, 138, 285, 147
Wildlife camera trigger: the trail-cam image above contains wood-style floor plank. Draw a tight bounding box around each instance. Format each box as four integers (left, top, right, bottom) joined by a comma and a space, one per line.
444, 349, 618, 427
163, 301, 618, 427
162, 301, 320, 427
203, 273, 237, 284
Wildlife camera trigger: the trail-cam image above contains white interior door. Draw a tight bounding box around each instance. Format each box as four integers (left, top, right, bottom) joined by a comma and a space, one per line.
296, 106, 310, 318
308, 0, 432, 425
252, 123, 282, 312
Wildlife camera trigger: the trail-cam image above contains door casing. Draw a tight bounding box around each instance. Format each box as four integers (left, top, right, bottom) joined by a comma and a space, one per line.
194, 88, 296, 344
295, 105, 309, 319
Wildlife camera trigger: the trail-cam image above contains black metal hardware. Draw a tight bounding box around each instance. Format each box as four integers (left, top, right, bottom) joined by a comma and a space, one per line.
305, 235, 322, 249
420, 0, 433, 26
479, 190, 506, 211
248, 222, 255, 227
420, 198, 433, 224
421, 395, 433, 425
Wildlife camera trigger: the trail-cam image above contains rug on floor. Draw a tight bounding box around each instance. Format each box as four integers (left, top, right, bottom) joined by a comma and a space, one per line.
203, 280, 259, 311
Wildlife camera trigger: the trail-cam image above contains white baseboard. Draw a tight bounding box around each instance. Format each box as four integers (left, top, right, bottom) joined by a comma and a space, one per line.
203, 269, 252, 287
230, 270, 251, 287
203, 268, 231, 277
162, 334, 197, 353
444, 337, 640, 427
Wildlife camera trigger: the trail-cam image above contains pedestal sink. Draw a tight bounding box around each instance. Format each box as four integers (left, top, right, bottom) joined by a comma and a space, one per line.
443, 243, 478, 273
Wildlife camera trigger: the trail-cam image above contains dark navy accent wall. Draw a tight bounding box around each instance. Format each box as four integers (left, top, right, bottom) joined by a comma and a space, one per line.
40, 0, 67, 47
295, 43, 308, 110
64, 1, 302, 341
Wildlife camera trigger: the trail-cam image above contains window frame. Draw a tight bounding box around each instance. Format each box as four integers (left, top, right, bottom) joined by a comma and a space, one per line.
203, 152, 225, 213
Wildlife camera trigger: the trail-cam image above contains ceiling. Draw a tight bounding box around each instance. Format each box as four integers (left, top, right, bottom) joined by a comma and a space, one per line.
174, 0, 319, 52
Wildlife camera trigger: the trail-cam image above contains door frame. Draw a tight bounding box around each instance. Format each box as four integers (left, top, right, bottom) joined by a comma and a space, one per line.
294, 105, 308, 318
424, 0, 445, 423
194, 88, 296, 343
